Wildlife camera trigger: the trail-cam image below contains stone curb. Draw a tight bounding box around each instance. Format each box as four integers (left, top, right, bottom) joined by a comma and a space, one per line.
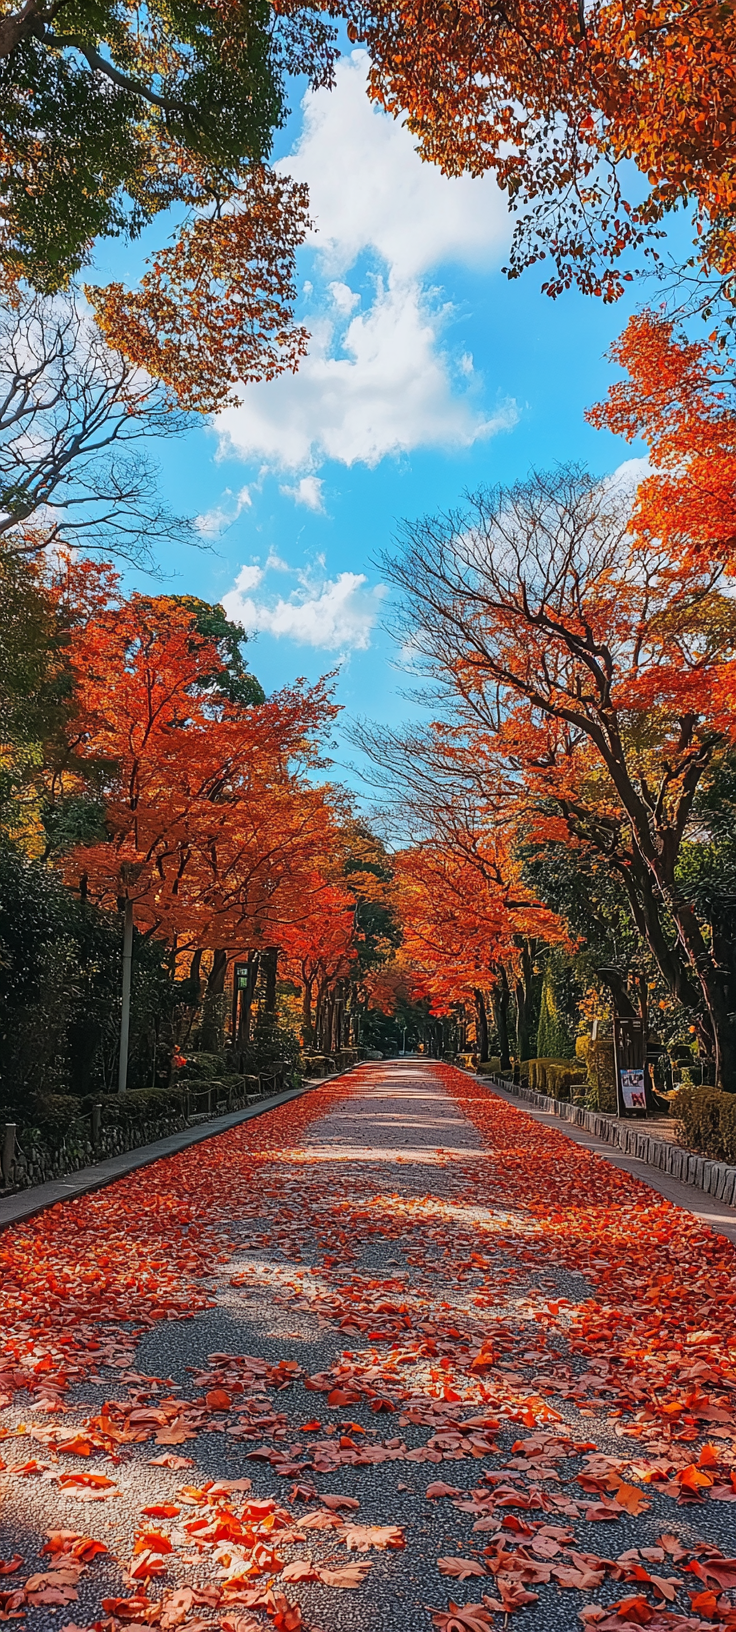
480, 1073, 736, 1207
0, 1065, 362, 1234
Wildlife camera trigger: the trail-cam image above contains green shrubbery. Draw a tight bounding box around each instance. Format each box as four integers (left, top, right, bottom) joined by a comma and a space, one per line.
674, 1085, 736, 1163
523, 1058, 587, 1100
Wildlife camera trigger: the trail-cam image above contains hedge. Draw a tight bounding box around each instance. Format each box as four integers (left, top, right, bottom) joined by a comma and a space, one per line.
674, 1084, 736, 1163
523, 1058, 587, 1100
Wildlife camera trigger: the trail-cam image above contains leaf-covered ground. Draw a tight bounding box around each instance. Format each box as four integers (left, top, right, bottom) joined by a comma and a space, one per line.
1, 1061, 736, 1632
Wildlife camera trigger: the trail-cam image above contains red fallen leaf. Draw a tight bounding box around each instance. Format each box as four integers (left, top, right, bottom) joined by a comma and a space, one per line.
205, 1390, 231, 1412
690, 1589, 719, 1615
0, 1590, 25, 1622
320, 1494, 360, 1511
102, 1597, 157, 1620
129, 1551, 169, 1580
696, 1556, 736, 1589
0, 1564, 21, 1578
262, 1591, 302, 1630
609, 1478, 650, 1516
221, 1618, 262, 1632
697, 1443, 720, 1467
369, 1397, 396, 1412
133, 1531, 172, 1555
142, 1506, 181, 1519
326, 1390, 356, 1408
438, 1558, 487, 1579
609, 1598, 655, 1624
148, 1456, 194, 1469
426, 1601, 495, 1632
677, 1464, 713, 1493
426, 1482, 462, 1499
583, 1503, 622, 1521
298, 1421, 321, 1432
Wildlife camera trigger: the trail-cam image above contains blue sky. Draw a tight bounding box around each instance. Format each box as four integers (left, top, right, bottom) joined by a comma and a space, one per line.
98, 49, 678, 789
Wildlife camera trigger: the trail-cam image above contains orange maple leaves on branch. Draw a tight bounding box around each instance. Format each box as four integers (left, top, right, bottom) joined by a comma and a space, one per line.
89, 171, 311, 416
356, 0, 736, 311
56, 581, 340, 956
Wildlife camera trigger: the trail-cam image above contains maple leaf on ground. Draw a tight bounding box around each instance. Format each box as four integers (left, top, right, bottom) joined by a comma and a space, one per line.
426, 1603, 495, 1632
0, 1565, 21, 1579
609, 1477, 650, 1516
280, 1562, 317, 1583
609, 1597, 656, 1624
438, 1559, 487, 1580
317, 1563, 371, 1587
320, 1494, 360, 1511
427, 1482, 462, 1498
343, 1525, 405, 1552
584, 1504, 622, 1521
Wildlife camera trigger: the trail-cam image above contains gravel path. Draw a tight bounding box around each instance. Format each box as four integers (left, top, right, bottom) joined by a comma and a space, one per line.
2, 1060, 736, 1632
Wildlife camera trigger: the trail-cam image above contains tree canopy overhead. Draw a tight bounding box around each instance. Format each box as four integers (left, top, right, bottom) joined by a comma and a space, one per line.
0, 0, 339, 408
356, 0, 736, 322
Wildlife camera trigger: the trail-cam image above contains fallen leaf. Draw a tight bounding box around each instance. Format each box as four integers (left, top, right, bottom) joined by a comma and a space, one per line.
438, 1558, 486, 1580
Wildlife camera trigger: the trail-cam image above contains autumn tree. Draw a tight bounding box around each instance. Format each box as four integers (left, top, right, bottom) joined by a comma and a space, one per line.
51, 586, 338, 1084
355, 0, 736, 323
381, 442, 736, 1086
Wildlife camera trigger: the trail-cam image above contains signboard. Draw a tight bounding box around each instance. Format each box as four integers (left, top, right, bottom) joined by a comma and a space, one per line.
620, 1067, 647, 1110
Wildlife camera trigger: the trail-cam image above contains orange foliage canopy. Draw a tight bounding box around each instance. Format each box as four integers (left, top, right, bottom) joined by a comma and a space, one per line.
588, 310, 736, 573
356, 0, 736, 307
391, 827, 567, 1020
59, 584, 340, 954
89, 171, 310, 416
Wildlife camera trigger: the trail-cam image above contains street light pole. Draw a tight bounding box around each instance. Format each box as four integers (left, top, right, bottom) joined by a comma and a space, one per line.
118, 897, 134, 1095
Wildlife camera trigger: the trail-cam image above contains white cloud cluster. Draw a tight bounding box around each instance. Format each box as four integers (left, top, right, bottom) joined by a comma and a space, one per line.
214, 52, 515, 478
222, 554, 386, 652
194, 484, 251, 540
218, 279, 516, 472
279, 474, 326, 512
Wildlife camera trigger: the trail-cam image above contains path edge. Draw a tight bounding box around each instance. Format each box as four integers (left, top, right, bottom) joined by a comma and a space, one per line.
0, 1067, 360, 1234
477, 1070, 736, 1207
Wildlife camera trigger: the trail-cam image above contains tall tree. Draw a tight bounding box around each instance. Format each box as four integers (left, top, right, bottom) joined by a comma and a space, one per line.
382, 454, 736, 1085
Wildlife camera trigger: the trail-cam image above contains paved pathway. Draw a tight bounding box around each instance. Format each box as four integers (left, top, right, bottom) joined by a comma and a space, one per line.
1, 1061, 736, 1632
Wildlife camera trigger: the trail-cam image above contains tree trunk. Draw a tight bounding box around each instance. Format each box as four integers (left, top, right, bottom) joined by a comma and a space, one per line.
491, 966, 512, 1074
514, 938, 535, 1060
200, 948, 228, 1051
261, 946, 278, 1017
473, 988, 489, 1062
236, 951, 260, 1051
302, 973, 315, 1047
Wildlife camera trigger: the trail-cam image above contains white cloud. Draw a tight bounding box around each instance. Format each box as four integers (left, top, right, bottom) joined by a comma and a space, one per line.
212, 53, 515, 475
280, 475, 326, 512
194, 484, 251, 539
217, 278, 516, 471
281, 50, 509, 282
608, 456, 651, 491
222, 556, 386, 651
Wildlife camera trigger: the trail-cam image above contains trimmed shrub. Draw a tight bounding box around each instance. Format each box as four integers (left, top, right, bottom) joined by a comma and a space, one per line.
674, 1085, 736, 1162
525, 1058, 584, 1097
583, 1038, 617, 1113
